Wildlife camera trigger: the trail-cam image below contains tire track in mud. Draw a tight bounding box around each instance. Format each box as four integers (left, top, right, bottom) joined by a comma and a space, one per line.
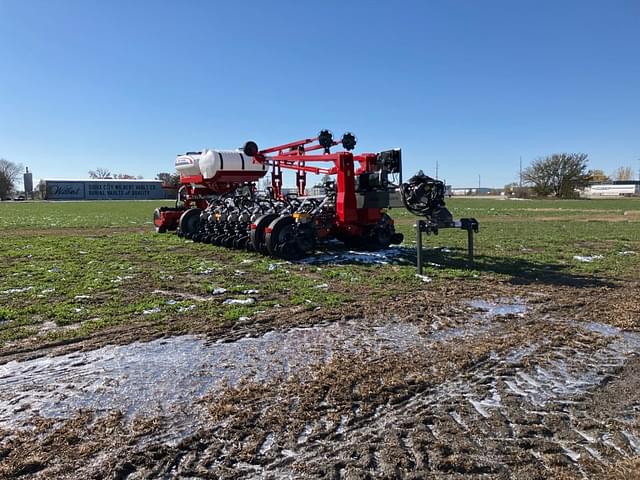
249, 322, 640, 479
1, 299, 640, 479
112, 316, 640, 479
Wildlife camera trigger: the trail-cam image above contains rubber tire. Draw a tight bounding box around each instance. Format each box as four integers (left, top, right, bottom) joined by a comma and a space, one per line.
369, 228, 392, 250
391, 233, 404, 245
213, 234, 225, 246
223, 235, 235, 248
366, 213, 395, 250
250, 213, 279, 252
178, 208, 202, 238
265, 215, 299, 259
342, 236, 364, 250
234, 236, 249, 249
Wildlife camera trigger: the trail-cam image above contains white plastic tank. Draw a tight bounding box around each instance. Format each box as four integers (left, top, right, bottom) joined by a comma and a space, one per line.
175, 152, 203, 177
175, 150, 267, 183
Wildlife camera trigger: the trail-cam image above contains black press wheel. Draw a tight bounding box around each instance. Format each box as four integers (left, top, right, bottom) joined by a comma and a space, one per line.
250, 213, 279, 252
178, 208, 201, 239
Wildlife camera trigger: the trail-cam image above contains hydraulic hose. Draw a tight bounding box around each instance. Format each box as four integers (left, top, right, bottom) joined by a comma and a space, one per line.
399, 170, 450, 222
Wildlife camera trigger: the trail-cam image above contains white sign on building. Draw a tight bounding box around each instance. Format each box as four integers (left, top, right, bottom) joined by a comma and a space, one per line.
44, 179, 167, 200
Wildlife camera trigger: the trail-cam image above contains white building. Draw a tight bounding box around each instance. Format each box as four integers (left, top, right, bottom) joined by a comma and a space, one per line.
582, 182, 639, 197
43, 179, 169, 200
450, 187, 496, 196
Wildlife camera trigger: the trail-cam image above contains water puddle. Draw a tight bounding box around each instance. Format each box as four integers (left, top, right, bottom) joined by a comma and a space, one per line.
429, 298, 527, 343
468, 298, 527, 317
297, 424, 313, 444
0, 320, 443, 430
299, 246, 412, 265
0, 299, 531, 433
258, 433, 275, 455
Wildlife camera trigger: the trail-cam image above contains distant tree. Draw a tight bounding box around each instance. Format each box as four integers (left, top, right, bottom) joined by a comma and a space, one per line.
522, 153, 591, 198
503, 182, 532, 198
156, 172, 180, 187
612, 166, 634, 181
0, 158, 22, 198
112, 173, 137, 179
88, 168, 112, 179
588, 169, 610, 184
504, 182, 519, 193
37, 179, 47, 200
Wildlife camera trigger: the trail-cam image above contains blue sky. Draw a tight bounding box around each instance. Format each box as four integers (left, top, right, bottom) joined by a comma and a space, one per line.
1, 0, 639, 189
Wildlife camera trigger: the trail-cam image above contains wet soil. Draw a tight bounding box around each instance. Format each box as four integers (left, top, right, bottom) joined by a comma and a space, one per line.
1, 280, 639, 479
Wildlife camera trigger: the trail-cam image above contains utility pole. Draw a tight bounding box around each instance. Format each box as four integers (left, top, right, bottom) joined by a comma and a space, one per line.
435, 160, 439, 180
478, 174, 481, 193
519, 156, 522, 188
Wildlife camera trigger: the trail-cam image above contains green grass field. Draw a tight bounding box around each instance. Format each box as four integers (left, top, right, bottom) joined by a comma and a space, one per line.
1, 198, 639, 348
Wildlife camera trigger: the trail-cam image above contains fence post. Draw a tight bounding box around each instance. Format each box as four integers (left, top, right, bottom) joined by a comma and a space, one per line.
416, 220, 423, 275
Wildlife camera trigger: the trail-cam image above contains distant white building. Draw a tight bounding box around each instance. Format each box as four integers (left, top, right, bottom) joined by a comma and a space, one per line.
582, 182, 639, 197
450, 187, 496, 196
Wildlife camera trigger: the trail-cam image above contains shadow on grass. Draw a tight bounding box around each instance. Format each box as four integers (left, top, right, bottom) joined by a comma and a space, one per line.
302, 245, 614, 288
416, 247, 615, 288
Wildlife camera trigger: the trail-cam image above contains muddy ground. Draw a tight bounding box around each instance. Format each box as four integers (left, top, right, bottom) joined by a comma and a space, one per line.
1, 274, 639, 479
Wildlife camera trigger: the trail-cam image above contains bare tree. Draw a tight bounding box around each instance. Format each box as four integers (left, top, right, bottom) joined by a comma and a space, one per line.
612, 166, 633, 181
522, 153, 591, 198
88, 168, 112, 179
112, 173, 137, 179
37, 179, 47, 200
0, 158, 23, 198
